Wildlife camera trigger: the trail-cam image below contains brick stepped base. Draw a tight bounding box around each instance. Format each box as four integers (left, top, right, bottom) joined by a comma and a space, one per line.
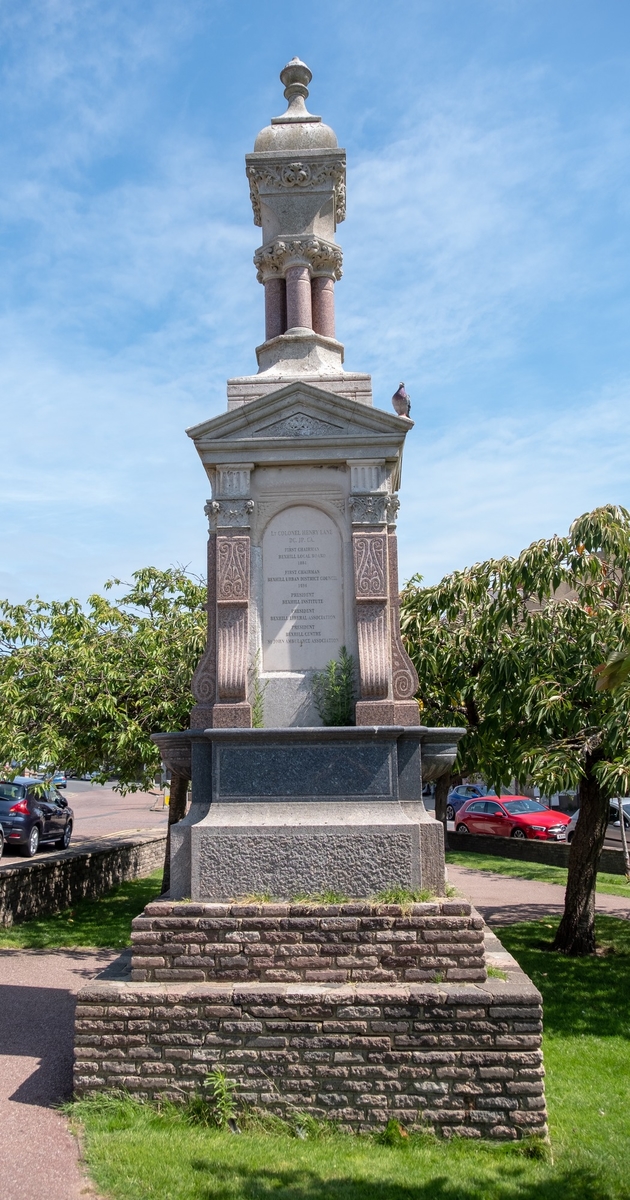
74, 966, 546, 1138
130, 899, 486, 985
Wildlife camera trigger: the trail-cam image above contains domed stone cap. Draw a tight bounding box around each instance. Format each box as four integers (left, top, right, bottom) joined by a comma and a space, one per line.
254, 58, 338, 152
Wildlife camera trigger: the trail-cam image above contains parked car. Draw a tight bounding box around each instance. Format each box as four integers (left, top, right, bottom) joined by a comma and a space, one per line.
446, 784, 489, 822
455, 796, 571, 841
0, 778, 73, 856
566, 798, 630, 845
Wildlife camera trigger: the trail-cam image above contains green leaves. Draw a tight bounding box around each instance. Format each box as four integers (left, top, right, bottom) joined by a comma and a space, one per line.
401, 504, 630, 797
0, 566, 206, 791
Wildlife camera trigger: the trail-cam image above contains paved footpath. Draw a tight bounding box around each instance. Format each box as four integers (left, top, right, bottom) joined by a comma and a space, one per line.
0, 948, 122, 1200
447, 863, 630, 923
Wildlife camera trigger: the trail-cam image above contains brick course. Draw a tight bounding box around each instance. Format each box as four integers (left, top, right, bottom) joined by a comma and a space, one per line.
130, 900, 486, 985
74, 974, 546, 1139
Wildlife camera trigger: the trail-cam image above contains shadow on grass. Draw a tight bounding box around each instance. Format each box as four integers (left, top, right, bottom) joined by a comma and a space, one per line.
188, 1159, 611, 1200
499, 914, 630, 1039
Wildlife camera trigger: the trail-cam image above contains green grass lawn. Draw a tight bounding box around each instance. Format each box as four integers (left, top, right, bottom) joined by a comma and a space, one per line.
0, 868, 163, 949
446, 850, 630, 898
67, 913, 630, 1200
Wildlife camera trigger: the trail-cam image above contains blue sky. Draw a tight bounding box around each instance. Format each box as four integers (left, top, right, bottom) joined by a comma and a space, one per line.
2, 0, 630, 601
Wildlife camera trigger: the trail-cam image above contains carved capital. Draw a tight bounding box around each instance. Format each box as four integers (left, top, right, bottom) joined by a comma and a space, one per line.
349, 493, 388, 526
254, 236, 343, 283
386, 494, 400, 525
246, 157, 346, 227
207, 499, 254, 530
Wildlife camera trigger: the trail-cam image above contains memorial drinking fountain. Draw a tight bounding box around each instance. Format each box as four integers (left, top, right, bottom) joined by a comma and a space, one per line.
74, 64, 547, 1140
153, 56, 465, 901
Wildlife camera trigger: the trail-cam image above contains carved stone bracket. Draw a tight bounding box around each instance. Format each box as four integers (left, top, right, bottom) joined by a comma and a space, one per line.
217, 604, 249, 701
349, 493, 388, 526
387, 531, 419, 703
254, 236, 343, 283
206, 499, 255, 530
356, 601, 389, 699
246, 158, 346, 227
353, 532, 389, 701
191, 534, 216, 707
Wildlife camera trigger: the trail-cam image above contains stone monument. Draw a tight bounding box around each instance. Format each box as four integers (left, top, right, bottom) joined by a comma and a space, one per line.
154, 57, 464, 901
74, 62, 547, 1142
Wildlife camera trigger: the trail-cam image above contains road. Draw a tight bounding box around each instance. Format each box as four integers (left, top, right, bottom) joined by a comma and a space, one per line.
1, 780, 168, 864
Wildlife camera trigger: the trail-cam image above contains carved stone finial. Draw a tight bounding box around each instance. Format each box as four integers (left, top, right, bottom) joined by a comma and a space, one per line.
279, 58, 313, 121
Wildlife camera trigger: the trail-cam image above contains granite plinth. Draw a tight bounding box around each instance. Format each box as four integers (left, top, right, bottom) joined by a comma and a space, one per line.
153, 725, 464, 901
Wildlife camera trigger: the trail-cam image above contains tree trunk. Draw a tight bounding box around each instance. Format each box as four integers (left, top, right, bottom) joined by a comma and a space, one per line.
161, 773, 189, 895
434, 773, 451, 841
553, 758, 609, 955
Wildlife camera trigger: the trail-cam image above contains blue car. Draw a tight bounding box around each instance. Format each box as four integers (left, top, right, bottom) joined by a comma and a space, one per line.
446, 784, 489, 822
0, 777, 73, 857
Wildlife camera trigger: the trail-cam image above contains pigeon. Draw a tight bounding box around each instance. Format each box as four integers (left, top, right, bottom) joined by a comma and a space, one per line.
391, 382, 411, 417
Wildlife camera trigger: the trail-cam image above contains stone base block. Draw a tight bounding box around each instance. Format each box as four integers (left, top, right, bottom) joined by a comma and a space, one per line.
207, 703, 252, 728
130, 898, 486, 984
74, 928, 547, 1140
190, 806, 445, 900
355, 700, 421, 726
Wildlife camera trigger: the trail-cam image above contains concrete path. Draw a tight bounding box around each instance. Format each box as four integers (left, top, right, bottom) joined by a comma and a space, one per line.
0, 948, 122, 1200
447, 862, 630, 924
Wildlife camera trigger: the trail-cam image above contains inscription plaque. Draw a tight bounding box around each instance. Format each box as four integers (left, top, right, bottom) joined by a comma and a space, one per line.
262, 504, 343, 671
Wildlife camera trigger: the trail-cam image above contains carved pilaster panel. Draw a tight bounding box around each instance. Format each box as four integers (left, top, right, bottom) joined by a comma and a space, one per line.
388, 531, 419, 702
356, 601, 389, 699
191, 535, 217, 706
353, 533, 388, 599
217, 604, 248, 702
217, 536, 250, 600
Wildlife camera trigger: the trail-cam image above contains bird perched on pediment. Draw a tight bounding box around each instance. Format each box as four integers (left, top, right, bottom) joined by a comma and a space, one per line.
391, 382, 411, 417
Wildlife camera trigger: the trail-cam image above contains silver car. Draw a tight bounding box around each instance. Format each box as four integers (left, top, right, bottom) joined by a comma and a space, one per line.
566, 798, 630, 845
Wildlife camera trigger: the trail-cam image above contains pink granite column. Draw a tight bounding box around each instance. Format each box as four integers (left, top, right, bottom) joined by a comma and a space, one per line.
285, 263, 312, 329
311, 276, 335, 338
264, 277, 286, 340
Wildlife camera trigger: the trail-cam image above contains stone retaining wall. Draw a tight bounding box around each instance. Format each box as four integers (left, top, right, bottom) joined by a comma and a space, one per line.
447, 832, 625, 874
0, 831, 166, 926
74, 963, 546, 1139
130, 899, 486, 985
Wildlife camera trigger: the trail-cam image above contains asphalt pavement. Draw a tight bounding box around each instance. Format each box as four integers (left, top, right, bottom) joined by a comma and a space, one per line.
0, 948, 121, 1200
0, 780, 168, 866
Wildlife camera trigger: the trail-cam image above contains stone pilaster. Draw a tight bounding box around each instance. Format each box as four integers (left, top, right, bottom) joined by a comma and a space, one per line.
190, 470, 254, 730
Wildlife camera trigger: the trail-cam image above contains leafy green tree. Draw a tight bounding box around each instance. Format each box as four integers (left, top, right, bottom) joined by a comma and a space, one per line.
0, 566, 206, 790
401, 505, 630, 955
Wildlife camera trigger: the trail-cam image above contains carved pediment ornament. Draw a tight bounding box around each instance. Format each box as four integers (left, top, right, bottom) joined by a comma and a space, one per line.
247, 159, 346, 227
254, 237, 343, 283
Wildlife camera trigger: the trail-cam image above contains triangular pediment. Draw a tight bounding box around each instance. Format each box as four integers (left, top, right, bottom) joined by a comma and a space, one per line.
186, 381, 412, 447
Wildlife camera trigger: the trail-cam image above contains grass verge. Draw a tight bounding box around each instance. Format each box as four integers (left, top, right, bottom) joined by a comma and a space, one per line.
0, 868, 163, 949
446, 850, 630, 898
67, 915, 630, 1200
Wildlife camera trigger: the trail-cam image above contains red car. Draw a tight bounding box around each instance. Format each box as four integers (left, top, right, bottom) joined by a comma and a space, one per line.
455, 796, 571, 841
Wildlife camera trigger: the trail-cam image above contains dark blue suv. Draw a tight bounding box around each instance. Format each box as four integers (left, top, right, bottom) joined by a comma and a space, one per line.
446, 784, 489, 822
0, 778, 73, 857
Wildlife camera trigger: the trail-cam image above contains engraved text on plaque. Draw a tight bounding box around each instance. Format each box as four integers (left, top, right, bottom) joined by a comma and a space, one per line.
262, 504, 343, 671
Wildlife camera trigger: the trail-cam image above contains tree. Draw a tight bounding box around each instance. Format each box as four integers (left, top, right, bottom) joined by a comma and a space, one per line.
401, 505, 630, 956
0, 567, 206, 885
